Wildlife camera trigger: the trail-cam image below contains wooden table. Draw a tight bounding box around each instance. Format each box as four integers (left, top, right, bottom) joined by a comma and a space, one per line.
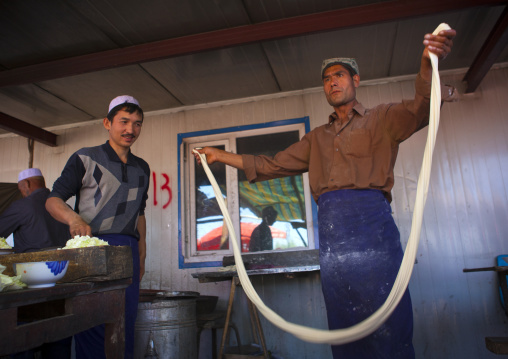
0, 279, 131, 358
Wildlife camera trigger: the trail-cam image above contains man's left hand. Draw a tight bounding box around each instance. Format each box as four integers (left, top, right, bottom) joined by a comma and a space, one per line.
423, 28, 456, 60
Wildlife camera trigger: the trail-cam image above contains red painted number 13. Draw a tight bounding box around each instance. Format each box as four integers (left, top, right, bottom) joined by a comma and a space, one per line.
152, 172, 172, 209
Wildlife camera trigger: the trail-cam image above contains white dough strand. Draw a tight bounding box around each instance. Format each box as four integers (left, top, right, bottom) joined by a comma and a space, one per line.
193, 22, 450, 345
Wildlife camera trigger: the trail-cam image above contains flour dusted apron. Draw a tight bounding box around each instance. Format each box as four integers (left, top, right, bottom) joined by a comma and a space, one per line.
318, 189, 415, 359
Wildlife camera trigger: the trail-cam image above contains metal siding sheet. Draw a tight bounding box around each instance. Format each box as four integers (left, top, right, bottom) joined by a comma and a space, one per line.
142, 44, 281, 105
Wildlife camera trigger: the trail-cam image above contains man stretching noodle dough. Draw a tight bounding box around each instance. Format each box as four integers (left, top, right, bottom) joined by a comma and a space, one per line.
194, 28, 457, 358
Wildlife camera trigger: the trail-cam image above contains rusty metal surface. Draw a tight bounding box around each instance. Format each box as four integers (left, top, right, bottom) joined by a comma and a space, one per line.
222, 249, 319, 268
192, 265, 320, 283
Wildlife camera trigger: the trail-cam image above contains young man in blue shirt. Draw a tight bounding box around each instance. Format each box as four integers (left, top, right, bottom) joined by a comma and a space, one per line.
47, 95, 150, 359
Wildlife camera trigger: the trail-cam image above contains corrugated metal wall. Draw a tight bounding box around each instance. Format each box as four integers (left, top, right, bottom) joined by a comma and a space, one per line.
0, 66, 507, 358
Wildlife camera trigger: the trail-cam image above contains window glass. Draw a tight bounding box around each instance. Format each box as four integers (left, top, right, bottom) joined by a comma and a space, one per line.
195, 145, 229, 251
178, 117, 314, 267
236, 132, 309, 252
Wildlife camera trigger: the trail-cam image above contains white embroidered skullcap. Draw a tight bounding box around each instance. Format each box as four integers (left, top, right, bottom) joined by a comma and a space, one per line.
18, 168, 43, 182
108, 95, 140, 113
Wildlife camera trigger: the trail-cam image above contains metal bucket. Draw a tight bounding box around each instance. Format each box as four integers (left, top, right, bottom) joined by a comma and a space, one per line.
134, 290, 198, 359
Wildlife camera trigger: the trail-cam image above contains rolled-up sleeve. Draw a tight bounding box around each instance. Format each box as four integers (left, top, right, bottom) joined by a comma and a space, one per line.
414, 73, 457, 102
385, 73, 458, 142
241, 134, 312, 183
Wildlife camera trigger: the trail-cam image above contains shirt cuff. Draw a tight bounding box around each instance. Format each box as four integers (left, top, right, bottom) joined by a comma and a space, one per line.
415, 72, 458, 102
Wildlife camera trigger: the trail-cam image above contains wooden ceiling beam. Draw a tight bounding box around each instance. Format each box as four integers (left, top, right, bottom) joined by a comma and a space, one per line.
0, 0, 505, 87
0, 112, 58, 147
463, 5, 508, 93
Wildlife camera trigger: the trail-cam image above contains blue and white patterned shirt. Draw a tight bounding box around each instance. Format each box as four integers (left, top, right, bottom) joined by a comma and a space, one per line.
49, 141, 150, 239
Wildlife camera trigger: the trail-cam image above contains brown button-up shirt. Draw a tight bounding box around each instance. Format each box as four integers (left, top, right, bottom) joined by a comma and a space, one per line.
242, 74, 456, 203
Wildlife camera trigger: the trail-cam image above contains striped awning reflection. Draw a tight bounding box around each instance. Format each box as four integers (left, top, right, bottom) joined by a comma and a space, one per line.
239, 175, 305, 222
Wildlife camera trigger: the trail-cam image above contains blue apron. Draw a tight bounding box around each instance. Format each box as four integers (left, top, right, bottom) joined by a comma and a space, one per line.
318, 189, 415, 359
74, 234, 140, 359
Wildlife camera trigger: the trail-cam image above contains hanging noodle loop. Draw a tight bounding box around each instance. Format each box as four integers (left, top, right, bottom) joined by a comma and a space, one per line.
193, 23, 450, 345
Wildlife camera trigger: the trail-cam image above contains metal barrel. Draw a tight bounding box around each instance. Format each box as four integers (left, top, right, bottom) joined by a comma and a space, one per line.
134, 290, 198, 359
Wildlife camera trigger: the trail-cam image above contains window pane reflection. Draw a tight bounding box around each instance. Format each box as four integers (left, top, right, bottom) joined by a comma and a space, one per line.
195, 145, 229, 251
237, 132, 308, 252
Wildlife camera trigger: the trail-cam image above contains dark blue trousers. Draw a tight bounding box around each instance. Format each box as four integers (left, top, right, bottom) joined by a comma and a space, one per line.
74, 234, 140, 359
318, 189, 415, 359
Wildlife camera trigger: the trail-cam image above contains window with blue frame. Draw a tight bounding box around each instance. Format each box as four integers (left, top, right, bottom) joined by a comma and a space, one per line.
178, 117, 317, 268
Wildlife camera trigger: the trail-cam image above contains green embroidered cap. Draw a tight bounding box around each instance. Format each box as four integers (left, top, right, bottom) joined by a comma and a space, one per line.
321, 58, 359, 78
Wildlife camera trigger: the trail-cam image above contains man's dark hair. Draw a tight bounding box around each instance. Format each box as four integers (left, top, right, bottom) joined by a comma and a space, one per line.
341, 64, 357, 78
107, 103, 144, 122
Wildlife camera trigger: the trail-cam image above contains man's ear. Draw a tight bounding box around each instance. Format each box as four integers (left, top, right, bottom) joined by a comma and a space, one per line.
21, 179, 30, 190
103, 117, 111, 130
18, 180, 29, 197
353, 74, 360, 88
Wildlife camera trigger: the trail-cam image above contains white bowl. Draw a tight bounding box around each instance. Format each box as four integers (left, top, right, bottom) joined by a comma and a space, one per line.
14, 261, 69, 288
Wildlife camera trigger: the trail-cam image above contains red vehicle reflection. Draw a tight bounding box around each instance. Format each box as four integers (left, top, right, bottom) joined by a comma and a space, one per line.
197, 222, 286, 252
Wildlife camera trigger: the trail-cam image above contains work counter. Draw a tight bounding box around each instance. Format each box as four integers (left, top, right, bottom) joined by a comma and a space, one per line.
0, 246, 133, 357
0, 278, 130, 357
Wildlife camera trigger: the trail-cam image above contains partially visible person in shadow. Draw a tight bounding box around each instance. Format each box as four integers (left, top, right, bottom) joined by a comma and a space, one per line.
249, 206, 278, 252
0, 168, 70, 253
0, 168, 72, 359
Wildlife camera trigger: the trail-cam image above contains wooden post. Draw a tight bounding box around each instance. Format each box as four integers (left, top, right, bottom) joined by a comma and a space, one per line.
27, 138, 34, 168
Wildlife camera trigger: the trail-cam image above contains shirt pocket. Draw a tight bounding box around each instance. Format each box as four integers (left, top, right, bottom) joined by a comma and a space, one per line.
345, 128, 372, 158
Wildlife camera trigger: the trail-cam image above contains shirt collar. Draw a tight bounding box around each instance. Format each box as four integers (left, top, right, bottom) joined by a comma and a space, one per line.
328, 102, 366, 125
28, 188, 48, 197
102, 141, 136, 166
